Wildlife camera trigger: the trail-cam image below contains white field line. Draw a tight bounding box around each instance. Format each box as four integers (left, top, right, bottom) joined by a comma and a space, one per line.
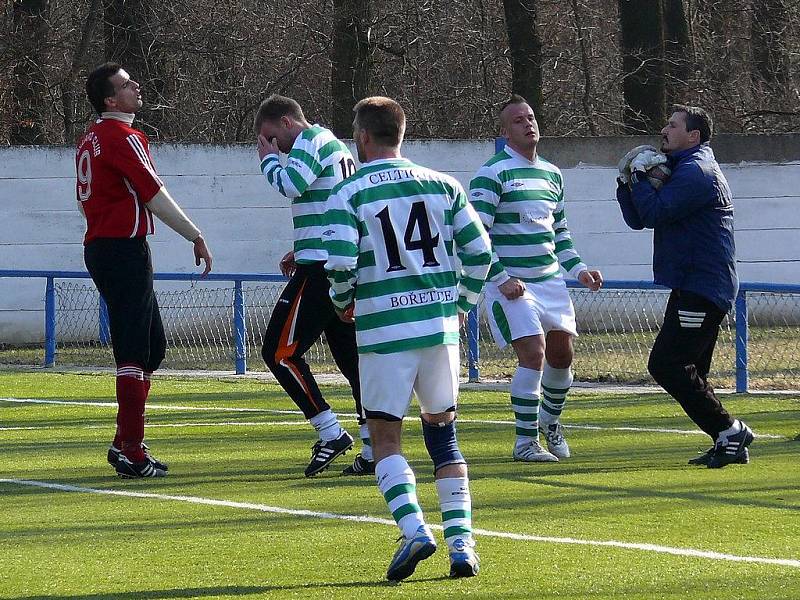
0, 397, 786, 439
1, 478, 798, 569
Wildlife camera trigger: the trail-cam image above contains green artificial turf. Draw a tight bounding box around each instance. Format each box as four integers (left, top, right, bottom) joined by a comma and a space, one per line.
1, 372, 799, 599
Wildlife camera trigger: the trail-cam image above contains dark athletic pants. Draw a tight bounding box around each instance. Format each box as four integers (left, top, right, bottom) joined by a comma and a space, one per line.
85, 237, 166, 460
262, 261, 363, 422
84, 237, 166, 371
647, 290, 734, 439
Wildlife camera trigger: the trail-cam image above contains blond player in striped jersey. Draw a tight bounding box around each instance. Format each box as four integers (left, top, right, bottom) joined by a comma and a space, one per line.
255, 95, 368, 478
469, 95, 603, 463
324, 97, 491, 581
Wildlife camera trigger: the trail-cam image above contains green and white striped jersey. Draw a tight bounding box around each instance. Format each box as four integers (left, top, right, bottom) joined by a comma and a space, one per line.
324, 157, 492, 355
260, 125, 355, 264
468, 145, 587, 284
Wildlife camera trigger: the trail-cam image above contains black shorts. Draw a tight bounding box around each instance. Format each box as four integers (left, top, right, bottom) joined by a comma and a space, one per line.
84, 237, 166, 371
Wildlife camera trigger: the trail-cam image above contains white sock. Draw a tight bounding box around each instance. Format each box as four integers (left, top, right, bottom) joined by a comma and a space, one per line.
540, 364, 573, 424
310, 409, 342, 442
511, 366, 543, 447
376, 454, 427, 539
436, 477, 473, 549
359, 423, 373, 461
717, 419, 743, 443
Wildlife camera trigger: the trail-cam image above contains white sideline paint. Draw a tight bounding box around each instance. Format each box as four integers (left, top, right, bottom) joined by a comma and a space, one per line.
1, 478, 798, 569
0, 397, 786, 439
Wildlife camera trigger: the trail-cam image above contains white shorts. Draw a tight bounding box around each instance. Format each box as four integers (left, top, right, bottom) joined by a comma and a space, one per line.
484, 276, 577, 350
359, 345, 460, 420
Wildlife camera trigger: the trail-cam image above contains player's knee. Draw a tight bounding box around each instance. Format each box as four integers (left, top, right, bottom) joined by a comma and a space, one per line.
546, 351, 573, 370
647, 351, 672, 384
421, 411, 465, 474
261, 339, 279, 369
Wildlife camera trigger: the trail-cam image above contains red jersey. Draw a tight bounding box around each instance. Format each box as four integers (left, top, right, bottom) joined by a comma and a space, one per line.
76, 116, 163, 244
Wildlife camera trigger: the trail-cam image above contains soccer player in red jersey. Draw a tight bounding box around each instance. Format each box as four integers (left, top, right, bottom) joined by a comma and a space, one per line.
76, 62, 213, 478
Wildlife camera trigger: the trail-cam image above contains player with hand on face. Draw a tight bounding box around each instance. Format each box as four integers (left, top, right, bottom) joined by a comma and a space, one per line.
255, 95, 370, 477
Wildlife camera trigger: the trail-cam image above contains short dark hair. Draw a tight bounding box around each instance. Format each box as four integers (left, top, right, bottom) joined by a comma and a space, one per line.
86, 62, 122, 115
254, 94, 306, 132
353, 96, 405, 146
672, 104, 713, 143
499, 93, 529, 117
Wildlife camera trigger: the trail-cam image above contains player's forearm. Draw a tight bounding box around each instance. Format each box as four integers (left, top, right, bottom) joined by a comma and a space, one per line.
487, 254, 510, 285
260, 155, 303, 198
147, 187, 202, 242
553, 236, 587, 279
326, 270, 356, 310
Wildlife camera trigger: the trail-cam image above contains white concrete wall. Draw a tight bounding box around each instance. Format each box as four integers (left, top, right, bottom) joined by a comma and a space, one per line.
2, 138, 799, 343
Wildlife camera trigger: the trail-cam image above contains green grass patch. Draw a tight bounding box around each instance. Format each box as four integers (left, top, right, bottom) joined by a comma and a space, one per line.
1, 372, 799, 599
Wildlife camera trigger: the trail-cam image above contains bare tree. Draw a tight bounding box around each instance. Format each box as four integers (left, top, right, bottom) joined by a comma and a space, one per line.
61, 0, 102, 142
570, 0, 598, 135
10, 0, 51, 144
103, 0, 165, 137
502, 0, 545, 129
618, 0, 667, 133
330, 0, 374, 138
663, 0, 690, 106
751, 0, 789, 86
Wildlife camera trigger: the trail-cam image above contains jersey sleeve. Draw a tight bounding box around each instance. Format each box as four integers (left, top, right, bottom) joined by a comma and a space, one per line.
112, 132, 164, 203
452, 183, 492, 313
552, 184, 587, 278
260, 130, 325, 199
323, 184, 359, 310
469, 165, 509, 284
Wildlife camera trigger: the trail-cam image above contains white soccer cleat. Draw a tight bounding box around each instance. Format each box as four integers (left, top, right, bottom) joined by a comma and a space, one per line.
512, 439, 559, 462
539, 421, 571, 459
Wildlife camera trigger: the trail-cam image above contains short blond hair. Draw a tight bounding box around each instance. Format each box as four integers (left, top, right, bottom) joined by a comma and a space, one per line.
353, 96, 405, 146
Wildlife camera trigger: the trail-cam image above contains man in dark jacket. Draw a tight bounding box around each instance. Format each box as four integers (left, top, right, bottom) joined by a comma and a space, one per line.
616, 104, 753, 469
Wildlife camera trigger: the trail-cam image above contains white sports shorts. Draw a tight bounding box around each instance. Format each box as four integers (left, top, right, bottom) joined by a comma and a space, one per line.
359, 344, 460, 420
484, 276, 577, 350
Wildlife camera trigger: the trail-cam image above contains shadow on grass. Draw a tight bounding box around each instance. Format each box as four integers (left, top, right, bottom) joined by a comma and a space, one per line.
0, 577, 436, 600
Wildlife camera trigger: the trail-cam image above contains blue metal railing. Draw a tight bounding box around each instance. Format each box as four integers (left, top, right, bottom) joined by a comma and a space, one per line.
0, 270, 286, 375
2, 269, 799, 391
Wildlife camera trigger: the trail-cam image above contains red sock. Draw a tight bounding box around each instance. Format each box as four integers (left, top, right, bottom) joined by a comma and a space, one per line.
116, 364, 147, 463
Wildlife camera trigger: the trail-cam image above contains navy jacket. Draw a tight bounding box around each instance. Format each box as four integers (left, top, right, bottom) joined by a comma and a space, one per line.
616, 144, 738, 311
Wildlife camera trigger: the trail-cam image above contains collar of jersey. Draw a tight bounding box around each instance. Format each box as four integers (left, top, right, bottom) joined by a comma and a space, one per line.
100, 111, 135, 125
503, 144, 540, 165
361, 157, 412, 168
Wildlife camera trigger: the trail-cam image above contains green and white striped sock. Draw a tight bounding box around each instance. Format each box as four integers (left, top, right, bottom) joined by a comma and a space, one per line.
511, 366, 543, 446
541, 364, 573, 424
376, 454, 426, 539
436, 477, 473, 549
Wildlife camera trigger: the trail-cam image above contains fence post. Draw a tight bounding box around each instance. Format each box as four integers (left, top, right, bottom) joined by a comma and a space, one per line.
233, 279, 247, 374
98, 295, 110, 345
44, 276, 56, 367
467, 306, 480, 382
735, 290, 748, 393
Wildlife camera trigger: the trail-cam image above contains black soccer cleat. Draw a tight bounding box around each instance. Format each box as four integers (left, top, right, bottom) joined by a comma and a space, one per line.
108, 443, 169, 472
688, 446, 748, 466
305, 430, 354, 477
342, 453, 375, 476
707, 422, 754, 469
115, 455, 167, 478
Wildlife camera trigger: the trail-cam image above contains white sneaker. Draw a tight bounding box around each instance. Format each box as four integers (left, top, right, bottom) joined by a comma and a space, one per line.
539, 421, 571, 459
512, 439, 559, 462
